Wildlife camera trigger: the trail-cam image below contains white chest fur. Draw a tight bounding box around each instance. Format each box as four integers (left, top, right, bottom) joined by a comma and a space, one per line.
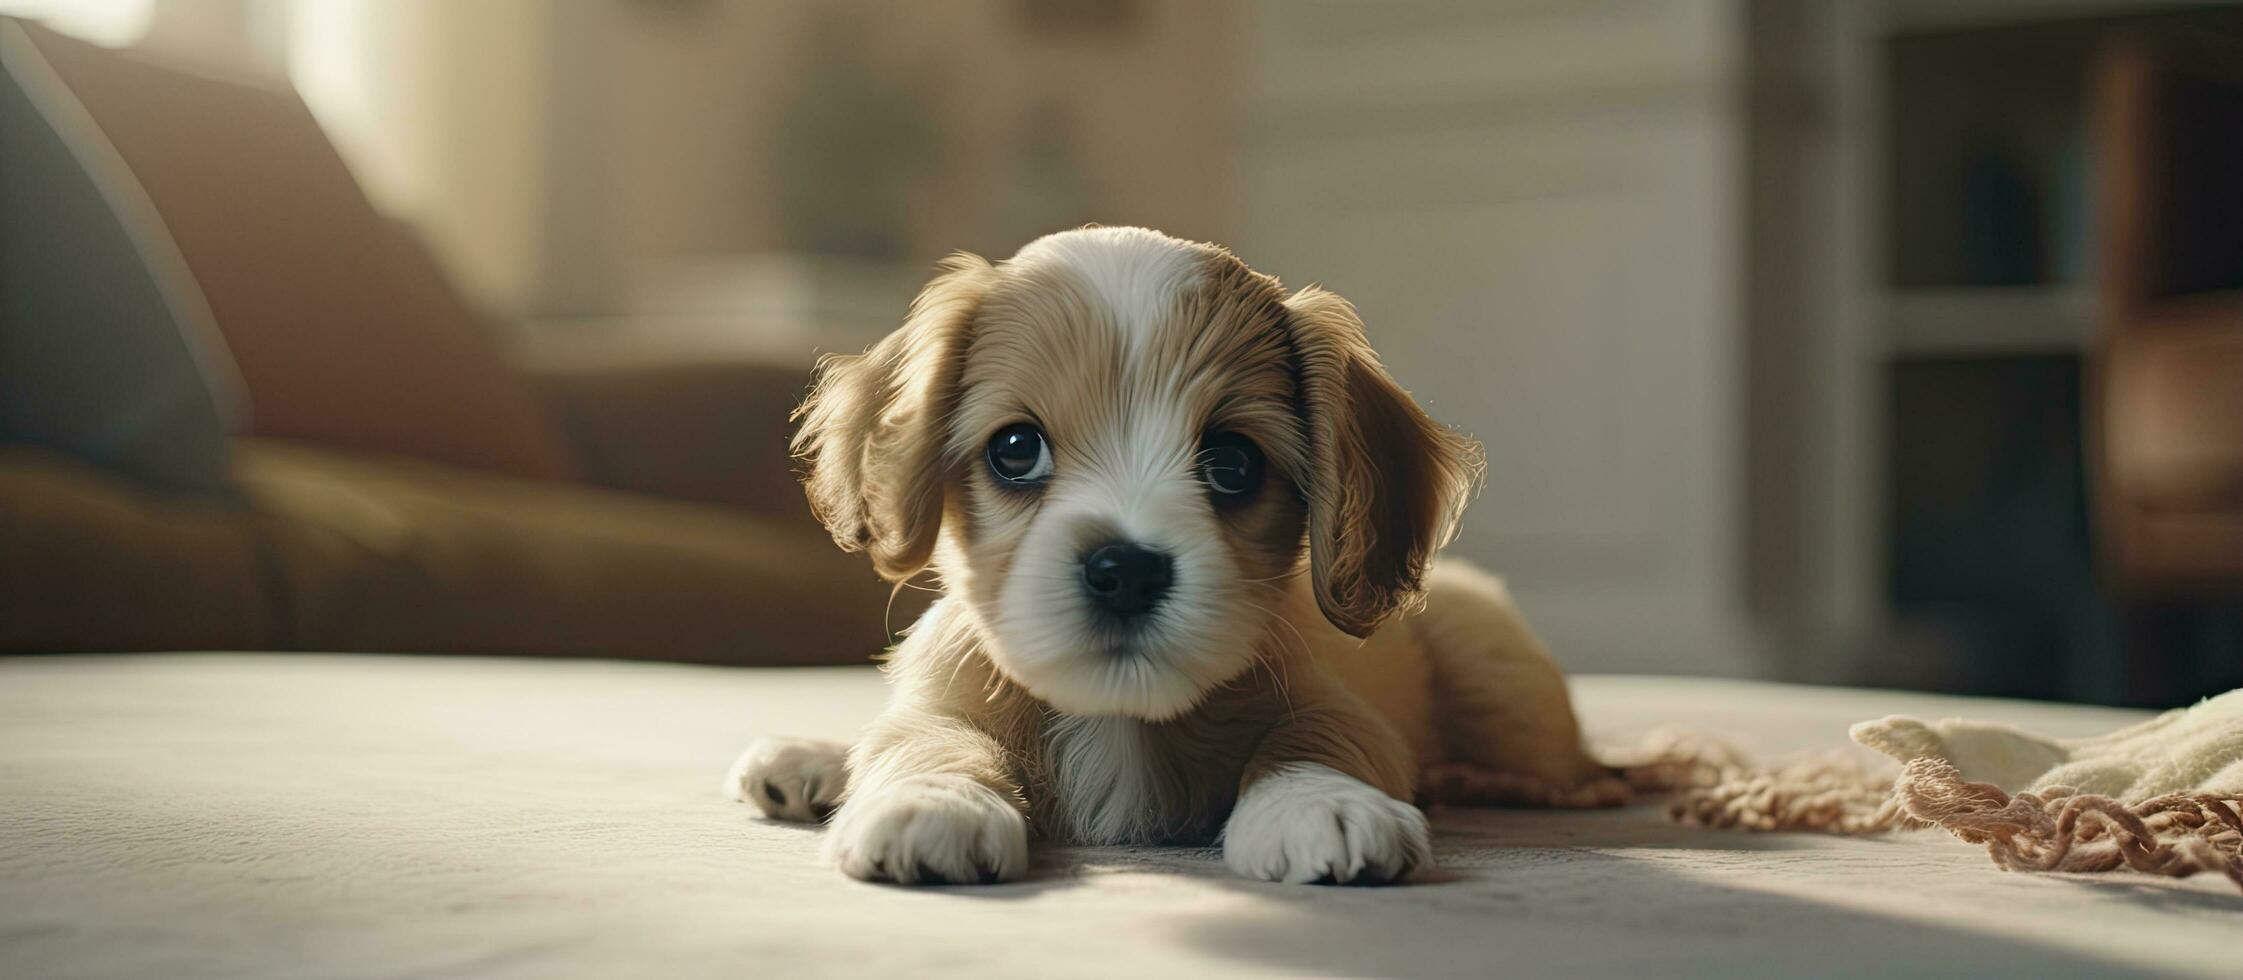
1045, 715, 1169, 845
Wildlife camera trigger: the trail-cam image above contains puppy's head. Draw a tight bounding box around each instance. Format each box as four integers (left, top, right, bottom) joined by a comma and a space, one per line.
795, 227, 1481, 719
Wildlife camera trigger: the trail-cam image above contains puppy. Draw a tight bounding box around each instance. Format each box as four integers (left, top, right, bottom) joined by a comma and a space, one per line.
731, 227, 1620, 885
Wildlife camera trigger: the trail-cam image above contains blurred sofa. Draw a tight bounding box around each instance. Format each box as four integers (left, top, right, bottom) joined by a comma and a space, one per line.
0, 19, 899, 665
2093, 37, 2243, 596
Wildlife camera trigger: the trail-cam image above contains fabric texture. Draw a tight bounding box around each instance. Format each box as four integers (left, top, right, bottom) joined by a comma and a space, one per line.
20, 21, 578, 483
1886, 756, 2240, 887
0, 19, 241, 494
1860, 692, 2243, 888
1, 656, 2233, 980
1658, 690, 2243, 891
1852, 689, 2243, 799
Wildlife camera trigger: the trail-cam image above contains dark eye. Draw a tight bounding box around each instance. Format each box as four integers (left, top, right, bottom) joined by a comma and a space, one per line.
1199, 432, 1264, 498
986, 423, 1052, 484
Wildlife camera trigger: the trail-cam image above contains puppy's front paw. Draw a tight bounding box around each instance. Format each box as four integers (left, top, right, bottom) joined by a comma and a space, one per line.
1222, 763, 1430, 885
825, 775, 1028, 885
726, 736, 847, 822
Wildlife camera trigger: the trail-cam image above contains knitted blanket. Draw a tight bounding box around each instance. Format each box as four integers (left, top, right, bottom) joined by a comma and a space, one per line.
1641, 689, 2243, 892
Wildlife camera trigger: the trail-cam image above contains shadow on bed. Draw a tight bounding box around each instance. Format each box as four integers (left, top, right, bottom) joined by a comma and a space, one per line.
903, 805, 2238, 973
898, 805, 1854, 901
1164, 852, 2203, 978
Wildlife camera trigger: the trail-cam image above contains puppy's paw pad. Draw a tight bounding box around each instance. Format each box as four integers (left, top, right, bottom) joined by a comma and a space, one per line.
726, 736, 848, 822
1223, 763, 1430, 886
825, 775, 1028, 885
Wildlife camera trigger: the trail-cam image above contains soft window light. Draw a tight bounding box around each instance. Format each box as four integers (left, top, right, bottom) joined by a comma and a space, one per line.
0, 0, 152, 47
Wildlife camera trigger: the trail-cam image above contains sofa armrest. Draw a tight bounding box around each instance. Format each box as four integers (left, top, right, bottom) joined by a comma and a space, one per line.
526, 357, 813, 522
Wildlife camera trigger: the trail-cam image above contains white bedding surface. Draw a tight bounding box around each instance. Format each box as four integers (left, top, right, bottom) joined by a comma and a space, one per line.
0, 654, 2234, 979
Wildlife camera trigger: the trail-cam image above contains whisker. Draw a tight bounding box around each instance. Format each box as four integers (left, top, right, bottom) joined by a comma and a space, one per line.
882, 582, 906, 640
938, 640, 974, 703
1236, 593, 1309, 726
1252, 624, 1300, 725
1237, 597, 1312, 661
882, 568, 950, 639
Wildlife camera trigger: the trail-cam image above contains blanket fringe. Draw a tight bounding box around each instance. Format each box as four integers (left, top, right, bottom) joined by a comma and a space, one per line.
1598, 729, 2243, 893
1610, 729, 1918, 834
1894, 757, 2243, 891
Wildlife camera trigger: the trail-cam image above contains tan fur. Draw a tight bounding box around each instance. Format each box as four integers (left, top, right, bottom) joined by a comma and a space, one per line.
792, 253, 992, 580
777, 227, 1611, 884
1283, 287, 1488, 638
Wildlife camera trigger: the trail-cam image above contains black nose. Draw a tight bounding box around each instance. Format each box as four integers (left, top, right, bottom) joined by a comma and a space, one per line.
1081, 542, 1174, 619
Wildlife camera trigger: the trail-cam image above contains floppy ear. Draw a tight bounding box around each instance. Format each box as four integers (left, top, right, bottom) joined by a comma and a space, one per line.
792, 253, 993, 581
1285, 287, 1486, 637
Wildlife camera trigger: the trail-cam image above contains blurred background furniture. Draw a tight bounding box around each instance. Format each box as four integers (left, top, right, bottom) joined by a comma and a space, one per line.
2093, 34, 2243, 595
0, 19, 899, 665
2090, 30, 2243, 703
1750, 3, 2243, 707
3, 0, 2240, 705
1234, 1, 2243, 705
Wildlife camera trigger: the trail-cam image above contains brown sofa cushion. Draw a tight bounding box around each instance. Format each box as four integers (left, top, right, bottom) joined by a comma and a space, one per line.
1, 442, 898, 665
2103, 321, 2243, 512
21, 22, 578, 484
0, 447, 271, 651
241, 441, 895, 664
531, 357, 817, 521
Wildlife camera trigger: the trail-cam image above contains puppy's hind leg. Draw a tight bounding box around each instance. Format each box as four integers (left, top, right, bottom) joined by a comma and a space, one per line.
1413, 563, 1629, 808
726, 736, 849, 822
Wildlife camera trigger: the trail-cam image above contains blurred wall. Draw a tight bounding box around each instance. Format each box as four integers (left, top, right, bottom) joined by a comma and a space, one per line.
1239, 0, 1760, 676
287, 0, 1241, 318
592, 0, 1241, 267
288, 0, 554, 317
